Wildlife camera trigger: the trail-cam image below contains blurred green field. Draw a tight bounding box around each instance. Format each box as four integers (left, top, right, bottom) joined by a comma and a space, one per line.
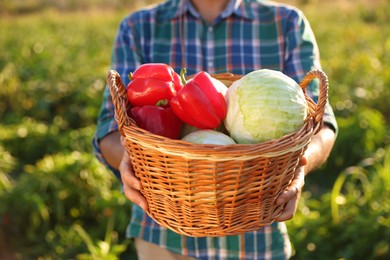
1, 0, 389, 259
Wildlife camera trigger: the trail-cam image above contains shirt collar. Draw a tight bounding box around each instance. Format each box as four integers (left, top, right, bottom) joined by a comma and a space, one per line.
167, 0, 254, 21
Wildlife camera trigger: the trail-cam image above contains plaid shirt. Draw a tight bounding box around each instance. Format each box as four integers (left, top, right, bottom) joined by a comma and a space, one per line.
93, 0, 337, 259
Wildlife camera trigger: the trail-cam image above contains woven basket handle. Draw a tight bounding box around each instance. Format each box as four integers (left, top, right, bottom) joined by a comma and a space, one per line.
107, 70, 134, 136
299, 70, 328, 133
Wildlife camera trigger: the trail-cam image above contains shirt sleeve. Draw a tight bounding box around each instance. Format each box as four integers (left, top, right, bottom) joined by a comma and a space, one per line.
92, 15, 143, 179
282, 8, 338, 133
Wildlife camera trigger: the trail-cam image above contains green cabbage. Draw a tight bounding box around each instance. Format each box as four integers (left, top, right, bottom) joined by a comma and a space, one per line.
224, 69, 308, 144
182, 130, 236, 145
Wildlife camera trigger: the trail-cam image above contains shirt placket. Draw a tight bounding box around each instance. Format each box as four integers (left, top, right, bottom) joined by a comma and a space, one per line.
204, 25, 215, 73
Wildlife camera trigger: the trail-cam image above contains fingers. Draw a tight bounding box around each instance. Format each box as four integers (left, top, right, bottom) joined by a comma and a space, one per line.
276, 167, 305, 205
275, 166, 305, 221
123, 181, 148, 211
119, 153, 141, 190
119, 149, 148, 211
275, 187, 300, 221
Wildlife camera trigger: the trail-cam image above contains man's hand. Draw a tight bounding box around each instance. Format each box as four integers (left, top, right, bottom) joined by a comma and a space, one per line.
119, 137, 148, 211
275, 156, 307, 221
274, 126, 336, 221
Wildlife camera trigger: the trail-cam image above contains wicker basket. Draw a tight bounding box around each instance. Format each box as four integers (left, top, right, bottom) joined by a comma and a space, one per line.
107, 69, 328, 237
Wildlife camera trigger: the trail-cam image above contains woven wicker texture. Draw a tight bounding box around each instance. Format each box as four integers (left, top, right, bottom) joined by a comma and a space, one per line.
107, 69, 328, 237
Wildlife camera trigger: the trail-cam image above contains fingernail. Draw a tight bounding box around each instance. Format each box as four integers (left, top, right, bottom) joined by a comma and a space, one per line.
133, 181, 141, 190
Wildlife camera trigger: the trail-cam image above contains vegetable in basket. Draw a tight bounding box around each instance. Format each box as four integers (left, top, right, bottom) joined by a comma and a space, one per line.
126, 63, 183, 107
129, 99, 182, 139
224, 69, 309, 144
182, 130, 236, 145
170, 70, 228, 130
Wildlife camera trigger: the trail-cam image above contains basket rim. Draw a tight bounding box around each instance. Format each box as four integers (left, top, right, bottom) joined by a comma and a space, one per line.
121, 117, 318, 160
108, 69, 327, 158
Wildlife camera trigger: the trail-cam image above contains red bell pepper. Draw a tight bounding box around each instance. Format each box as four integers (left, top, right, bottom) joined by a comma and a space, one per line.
170, 70, 228, 129
129, 100, 182, 139
127, 63, 183, 107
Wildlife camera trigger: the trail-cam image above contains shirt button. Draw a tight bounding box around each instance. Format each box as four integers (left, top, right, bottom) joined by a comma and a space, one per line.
208, 61, 213, 67
208, 27, 213, 32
